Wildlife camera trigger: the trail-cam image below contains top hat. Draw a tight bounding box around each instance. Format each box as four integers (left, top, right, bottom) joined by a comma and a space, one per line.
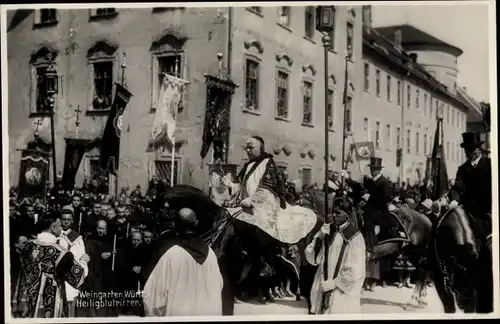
368, 157, 384, 169
460, 132, 484, 148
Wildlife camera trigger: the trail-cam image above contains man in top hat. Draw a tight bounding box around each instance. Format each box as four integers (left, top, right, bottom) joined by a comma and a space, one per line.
446, 132, 492, 313
447, 132, 492, 240
341, 157, 406, 249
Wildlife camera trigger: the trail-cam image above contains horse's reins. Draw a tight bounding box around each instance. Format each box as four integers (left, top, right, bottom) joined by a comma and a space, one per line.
201, 207, 244, 246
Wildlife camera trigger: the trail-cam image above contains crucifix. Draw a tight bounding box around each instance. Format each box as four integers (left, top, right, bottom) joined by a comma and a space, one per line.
75, 105, 81, 139
34, 118, 43, 139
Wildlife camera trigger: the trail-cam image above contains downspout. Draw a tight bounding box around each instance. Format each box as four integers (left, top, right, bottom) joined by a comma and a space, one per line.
224, 7, 233, 164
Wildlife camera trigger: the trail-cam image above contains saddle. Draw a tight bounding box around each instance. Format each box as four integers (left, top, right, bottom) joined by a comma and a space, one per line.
375, 210, 410, 246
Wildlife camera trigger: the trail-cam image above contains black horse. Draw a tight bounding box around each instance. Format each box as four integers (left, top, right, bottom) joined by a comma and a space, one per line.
431, 205, 493, 313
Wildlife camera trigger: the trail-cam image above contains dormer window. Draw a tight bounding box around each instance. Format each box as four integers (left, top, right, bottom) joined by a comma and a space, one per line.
33, 9, 58, 28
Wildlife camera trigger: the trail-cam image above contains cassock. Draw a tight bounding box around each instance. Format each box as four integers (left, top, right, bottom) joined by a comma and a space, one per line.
58, 228, 87, 303
305, 223, 366, 314
12, 232, 87, 318
143, 233, 223, 316
226, 154, 317, 244
75, 234, 116, 317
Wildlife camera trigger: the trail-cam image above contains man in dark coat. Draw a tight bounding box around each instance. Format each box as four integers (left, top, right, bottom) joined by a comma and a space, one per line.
342, 157, 406, 250
448, 132, 492, 241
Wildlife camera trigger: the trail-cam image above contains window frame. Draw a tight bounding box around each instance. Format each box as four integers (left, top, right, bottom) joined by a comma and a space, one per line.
89, 8, 119, 21
386, 124, 392, 151
407, 84, 411, 109
375, 69, 381, 97
407, 129, 411, 154
275, 69, 290, 120
304, 6, 316, 39
91, 61, 115, 111
363, 63, 370, 92
346, 22, 354, 58
375, 121, 380, 149
33, 9, 59, 28
29, 48, 59, 116
277, 6, 291, 28
386, 75, 392, 102
243, 56, 261, 113
299, 165, 313, 188
87, 44, 118, 113
397, 80, 402, 106
154, 157, 182, 186
301, 79, 315, 126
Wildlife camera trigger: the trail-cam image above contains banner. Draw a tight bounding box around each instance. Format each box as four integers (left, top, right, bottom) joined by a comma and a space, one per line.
396, 148, 402, 167
17, 150, 50, 203
429, 118, 449, 199
353, 141, 374, 161
151, 73, 189, 148
200, 75, 237, 160
61, 138, 92, 190
99, 83, 132, 175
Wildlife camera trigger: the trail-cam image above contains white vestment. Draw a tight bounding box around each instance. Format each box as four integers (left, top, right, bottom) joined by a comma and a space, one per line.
305, 230, 366, 314
58, 229, 87, 301
227, 158, 317, 244
143, 245, 223, 316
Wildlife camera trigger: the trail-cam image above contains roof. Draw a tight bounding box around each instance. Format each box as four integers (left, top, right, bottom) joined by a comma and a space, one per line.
374, 24, 463, 57
363, 28, 470, 112
456, 87, 483, 121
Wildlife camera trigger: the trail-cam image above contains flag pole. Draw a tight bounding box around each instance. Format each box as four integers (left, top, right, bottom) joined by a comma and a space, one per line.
170, 56, 180, 188
114, 53, 127, 198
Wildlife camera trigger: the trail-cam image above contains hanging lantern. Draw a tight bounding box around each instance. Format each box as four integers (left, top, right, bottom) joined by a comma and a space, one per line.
316, 6, 335, 32
44, 56, 59, 96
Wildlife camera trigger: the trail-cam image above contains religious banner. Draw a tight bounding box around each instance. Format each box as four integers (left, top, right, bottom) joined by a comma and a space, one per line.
353, 141, 374, 161
200, 75, 237, 161
208, 163, 239, 206
17, 149, 50, 203
99, 83, 132, 175
430, 117, 449, 199
61, 138, 92, 191
150, 73, 189, 148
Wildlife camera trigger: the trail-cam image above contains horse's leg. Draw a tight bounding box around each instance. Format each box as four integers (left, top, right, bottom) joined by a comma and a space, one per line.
434, 271, 456, 313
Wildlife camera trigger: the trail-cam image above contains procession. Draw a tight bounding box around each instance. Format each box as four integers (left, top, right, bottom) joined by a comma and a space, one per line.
4, 3, 495, 320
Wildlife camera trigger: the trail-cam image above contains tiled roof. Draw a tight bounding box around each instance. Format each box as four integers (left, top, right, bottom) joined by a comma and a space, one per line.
363, 28, 470, 111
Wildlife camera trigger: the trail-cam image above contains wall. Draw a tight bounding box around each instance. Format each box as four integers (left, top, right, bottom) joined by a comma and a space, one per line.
7, 8, 227, 192
227, 6, 363, 188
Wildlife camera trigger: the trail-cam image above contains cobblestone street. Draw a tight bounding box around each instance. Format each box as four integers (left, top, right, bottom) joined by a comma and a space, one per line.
235, 285, 452, 315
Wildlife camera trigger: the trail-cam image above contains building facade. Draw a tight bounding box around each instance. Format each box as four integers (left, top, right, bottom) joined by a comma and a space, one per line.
7, 5, 363, 192
358, 8, 471, 185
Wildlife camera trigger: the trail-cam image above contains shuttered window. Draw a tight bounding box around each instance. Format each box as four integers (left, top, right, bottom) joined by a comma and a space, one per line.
155, 160, 180, 185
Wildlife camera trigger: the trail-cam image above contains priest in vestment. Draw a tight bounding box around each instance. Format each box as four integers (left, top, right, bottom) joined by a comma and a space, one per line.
305, 211, 366, 314
143, 208, 223, 316
12, 214, 89, 318
58, 207, 87, 316
222, 136, 317, 245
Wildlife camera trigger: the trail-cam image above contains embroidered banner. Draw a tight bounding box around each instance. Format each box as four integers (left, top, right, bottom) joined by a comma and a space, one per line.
17, 150, 50, 204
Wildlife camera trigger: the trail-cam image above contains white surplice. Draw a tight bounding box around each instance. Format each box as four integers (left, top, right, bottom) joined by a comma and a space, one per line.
58, 229, 88, 301
305, 230, 366, 314
143, 245, 223, 316
227, 158, 317, 244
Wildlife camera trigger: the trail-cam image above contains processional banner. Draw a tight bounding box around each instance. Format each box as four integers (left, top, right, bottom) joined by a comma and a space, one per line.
17, 150, 50, 204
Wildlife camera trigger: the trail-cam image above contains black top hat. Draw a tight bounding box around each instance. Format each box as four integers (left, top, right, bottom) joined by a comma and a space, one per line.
368, 157, 384, 169
460, 132, 484, 148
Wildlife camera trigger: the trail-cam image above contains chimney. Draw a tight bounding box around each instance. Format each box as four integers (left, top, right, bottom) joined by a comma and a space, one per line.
362, 5, 372, 33
394, 28, 402, 51
409, 53, 418, 64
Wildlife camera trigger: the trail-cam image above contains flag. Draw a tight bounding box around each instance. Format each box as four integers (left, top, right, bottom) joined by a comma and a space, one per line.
99, 83, 132, 175
151, 73, 189, 148
428, 118, 449, 200
61, 138, 91, 190
200, 75, 236, 160
353, 141, 374, 161
17, 150, 50, 204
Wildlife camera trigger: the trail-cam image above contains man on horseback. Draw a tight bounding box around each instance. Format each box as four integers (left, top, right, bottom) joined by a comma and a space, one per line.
341, 157, 407, 250
446, 132, 492, 248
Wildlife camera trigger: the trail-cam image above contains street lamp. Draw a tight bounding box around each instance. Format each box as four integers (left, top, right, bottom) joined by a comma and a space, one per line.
44, 54, 59, 187
316, 5, 335, 313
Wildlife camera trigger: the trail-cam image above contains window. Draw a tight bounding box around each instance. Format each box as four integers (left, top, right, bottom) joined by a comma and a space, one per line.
302, 81, 313, 124
451, 142, 455, 161
387, 75, 392, 101
276, 71, 289, 118
416, 132, 420, 155
305, 7, 315, 39
424, 134, 428, 155
327, 89, 334, 128
363, 63, 370, 91
363, 118, 369, 131
155, 159, 181, 186
396, 127, 401, 148
245, 59, 259, 111
416, 89, 420, 108
397, 80, 402, 106
375, 70, 381, 96
92, 62, 113, 110
407, 85, 411, 109
386, 124, 391, 150
424, 93, 427, 116
35, 66, 50, 113
430, 99, 434, 118
90, 8, 117, 19
89, 158, 101, 179
278, 6, 291, 26
346, 23, 354, 56
40, 9, 57, 24
446, 142, 449, 157
248, 7, 262, 14
446, 106, 450, 124
156, 54, 184, 111
452, 109, 455, 126
435, 100, 439, 119
345, 96, 353, 132
430, 135, 433, 154
407, 130, 411, 153
375, 122, 380, 149
364, 118, 369, 139
301, 168, 312, 187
